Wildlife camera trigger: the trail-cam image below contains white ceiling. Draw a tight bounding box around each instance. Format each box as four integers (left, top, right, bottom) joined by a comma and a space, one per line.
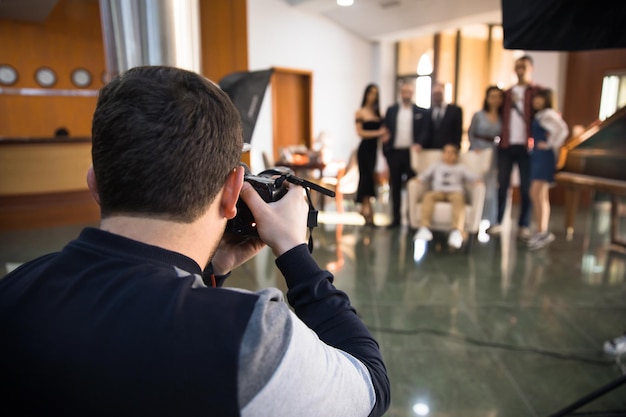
0, 0, 503, 42
284, 0, 503, 41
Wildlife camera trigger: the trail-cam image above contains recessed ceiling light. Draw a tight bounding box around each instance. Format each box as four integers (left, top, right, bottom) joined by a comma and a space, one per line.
337, 0, 354, 6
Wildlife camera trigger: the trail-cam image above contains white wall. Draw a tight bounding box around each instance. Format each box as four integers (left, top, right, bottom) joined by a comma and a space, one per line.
247, 0, 380, 171
525, 51, 568, 112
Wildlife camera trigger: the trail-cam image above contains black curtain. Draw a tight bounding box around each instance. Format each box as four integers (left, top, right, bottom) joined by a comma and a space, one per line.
219, 69, 273, 144
501, 0, 626, 51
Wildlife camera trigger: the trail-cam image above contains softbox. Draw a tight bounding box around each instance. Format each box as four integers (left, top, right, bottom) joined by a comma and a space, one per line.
218, 69, 273, 144
501, 0, 626, 51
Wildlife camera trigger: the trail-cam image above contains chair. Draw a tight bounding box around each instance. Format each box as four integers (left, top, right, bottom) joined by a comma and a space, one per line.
315, 150, 359, 213
407, 148, 493, 251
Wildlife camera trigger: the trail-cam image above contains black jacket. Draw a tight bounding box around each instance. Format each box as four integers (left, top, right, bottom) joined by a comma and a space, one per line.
383, 103, 428, 155
422, 104, 463, 149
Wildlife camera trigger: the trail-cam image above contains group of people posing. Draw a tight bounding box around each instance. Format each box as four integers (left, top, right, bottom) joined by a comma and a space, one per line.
354, 54, 569, 250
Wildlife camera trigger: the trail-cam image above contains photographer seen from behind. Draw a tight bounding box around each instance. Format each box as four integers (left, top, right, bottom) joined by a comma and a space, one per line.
0, 66, 390, 417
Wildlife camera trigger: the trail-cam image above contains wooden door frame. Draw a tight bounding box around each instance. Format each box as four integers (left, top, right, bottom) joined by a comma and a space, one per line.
270, 67, 313, 162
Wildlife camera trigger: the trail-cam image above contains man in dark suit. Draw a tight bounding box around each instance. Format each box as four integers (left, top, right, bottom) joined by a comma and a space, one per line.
383, 80, 428, 228
423, 83, 463, 149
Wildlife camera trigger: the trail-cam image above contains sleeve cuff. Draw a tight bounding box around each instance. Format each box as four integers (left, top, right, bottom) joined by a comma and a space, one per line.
203, 262, 231, 288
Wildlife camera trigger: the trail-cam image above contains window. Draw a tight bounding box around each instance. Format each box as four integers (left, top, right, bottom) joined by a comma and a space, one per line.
599, 72, 626, 120
415, 52, 433, 108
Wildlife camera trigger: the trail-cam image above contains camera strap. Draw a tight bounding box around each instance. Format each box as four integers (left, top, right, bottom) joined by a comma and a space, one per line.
253, 167, 334, 254
305, 187, 318, 253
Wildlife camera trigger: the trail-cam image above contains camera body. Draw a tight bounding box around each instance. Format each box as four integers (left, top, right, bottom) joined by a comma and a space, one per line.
227, 167, 290, 237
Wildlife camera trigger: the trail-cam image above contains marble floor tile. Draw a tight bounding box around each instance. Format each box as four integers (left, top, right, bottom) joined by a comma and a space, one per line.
1, 202, 625, 416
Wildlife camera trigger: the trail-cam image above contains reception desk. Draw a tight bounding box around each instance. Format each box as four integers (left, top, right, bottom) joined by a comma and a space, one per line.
0, 137, 99, 231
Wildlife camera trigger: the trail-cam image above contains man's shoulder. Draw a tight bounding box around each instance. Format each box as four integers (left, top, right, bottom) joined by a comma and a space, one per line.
530, 84, 543, 93
448, 104, 463, 114
384, 104, 397, 118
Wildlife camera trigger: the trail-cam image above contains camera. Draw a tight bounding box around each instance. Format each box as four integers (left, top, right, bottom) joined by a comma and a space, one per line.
227, 165, 290, 237
226, 163, 335, 239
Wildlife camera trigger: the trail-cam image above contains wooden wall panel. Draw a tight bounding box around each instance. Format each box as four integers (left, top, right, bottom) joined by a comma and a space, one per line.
199, 0, 248, 83
563, 49, 626, 128
198, 0, 249, 166
271, 68, 313, 161
0, 141, 92, 195
0, 191, 99, 231
2, 96, 98, 138
458, 33, 488, 147
0, 0, 104, 138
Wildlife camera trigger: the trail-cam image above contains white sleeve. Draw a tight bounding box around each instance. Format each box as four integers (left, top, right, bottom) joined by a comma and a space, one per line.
539, 109, 569, 149
241, 309, 375, 417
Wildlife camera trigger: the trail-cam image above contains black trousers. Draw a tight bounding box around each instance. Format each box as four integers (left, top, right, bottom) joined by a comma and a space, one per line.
497, 145, 531, 228
384, 148, 415, 226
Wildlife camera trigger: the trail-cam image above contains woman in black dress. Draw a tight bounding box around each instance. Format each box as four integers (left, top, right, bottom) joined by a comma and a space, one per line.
355, 84, 387, 226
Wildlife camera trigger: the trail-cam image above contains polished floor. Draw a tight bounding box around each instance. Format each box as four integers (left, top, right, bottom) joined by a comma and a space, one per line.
1, 196, 625, 417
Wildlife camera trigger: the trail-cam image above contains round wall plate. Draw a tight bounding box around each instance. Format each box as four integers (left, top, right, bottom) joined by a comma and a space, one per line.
35, 67, 57, 88
0, 64, 18, 86
71, 68, 92, 88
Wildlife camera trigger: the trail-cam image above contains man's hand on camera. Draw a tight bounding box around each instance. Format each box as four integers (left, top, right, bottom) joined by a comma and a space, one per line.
240, 181, 309, 257
211, 232, 265, 276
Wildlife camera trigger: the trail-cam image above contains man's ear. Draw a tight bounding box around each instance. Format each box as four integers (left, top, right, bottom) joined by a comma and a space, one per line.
86, 166, 101, 206
220, 166, 244, 219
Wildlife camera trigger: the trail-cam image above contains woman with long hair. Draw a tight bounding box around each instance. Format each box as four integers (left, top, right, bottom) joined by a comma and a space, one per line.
468, 85, 504, 227
527, 88, 569, 250
354, 83, 387, 226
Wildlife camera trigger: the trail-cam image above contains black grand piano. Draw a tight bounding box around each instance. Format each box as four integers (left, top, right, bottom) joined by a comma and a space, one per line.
555, 106, 626, 254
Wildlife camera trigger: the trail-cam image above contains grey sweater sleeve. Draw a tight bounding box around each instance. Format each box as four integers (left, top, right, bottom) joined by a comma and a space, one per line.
276, 244, 390, 417
238, 287, 377, 417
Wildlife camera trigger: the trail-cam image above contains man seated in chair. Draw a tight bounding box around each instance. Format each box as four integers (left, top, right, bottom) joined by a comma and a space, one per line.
413, 144, 482, 249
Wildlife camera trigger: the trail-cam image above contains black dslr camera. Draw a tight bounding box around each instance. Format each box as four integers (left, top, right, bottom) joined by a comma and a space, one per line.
227, 164, 335, 244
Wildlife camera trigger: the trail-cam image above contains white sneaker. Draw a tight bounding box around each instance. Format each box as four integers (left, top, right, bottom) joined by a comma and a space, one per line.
486, 224, 502, 235
528, 232, 555, 250
603, 333, 626, 356
448, 229, 464, 249
414, 226, 433, 241
528, 233, 542, 246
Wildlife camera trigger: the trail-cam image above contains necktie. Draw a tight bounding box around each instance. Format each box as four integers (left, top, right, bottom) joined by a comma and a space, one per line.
434, 107, 442, 127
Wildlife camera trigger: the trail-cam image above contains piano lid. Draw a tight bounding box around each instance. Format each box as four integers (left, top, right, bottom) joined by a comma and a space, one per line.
557, 106, 626, 181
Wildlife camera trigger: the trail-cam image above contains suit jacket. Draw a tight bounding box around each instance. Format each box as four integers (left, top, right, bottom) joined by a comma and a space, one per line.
423, 103, 463, 149
383, 103, 428, 155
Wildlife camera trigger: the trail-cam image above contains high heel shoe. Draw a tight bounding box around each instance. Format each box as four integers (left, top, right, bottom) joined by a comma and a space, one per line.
359, 205, 376, 227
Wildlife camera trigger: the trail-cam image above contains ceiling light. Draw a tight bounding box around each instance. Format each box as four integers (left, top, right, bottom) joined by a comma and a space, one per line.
337, 0, 354, 6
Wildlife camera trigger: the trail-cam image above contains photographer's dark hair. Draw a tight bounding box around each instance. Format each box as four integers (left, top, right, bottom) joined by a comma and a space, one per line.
91, 66, 243, 222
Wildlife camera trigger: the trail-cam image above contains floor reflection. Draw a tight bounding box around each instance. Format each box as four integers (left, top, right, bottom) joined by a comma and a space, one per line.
303, 203, 626, 416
